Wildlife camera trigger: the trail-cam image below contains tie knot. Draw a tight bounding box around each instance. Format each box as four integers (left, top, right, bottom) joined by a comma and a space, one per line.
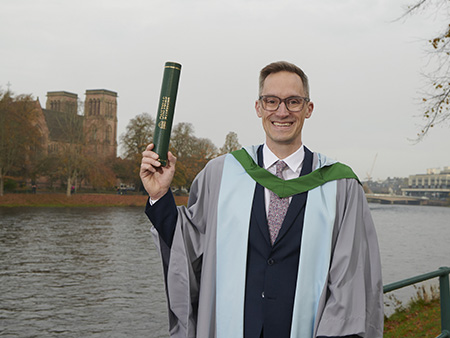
275, 160, 288, 179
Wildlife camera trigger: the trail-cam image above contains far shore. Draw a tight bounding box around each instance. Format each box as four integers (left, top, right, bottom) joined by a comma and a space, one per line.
0, 193, 189, 207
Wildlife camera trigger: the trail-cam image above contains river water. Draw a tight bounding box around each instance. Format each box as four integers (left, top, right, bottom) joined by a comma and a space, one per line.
1, 204, 449, 337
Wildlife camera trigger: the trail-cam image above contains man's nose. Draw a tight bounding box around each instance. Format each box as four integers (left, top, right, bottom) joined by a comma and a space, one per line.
275, 101, 289, 116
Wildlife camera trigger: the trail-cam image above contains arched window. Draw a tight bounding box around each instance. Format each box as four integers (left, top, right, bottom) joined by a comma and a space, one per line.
105, 125, 112, 144
89, 99, 93, 116
50, 100, 60, 111
97, 99, 101, 115
48, 143, 59, 153
90, 126, 97, 142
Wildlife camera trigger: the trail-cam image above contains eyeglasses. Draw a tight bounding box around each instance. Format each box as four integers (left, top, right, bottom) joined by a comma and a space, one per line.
259, 95, 310, 112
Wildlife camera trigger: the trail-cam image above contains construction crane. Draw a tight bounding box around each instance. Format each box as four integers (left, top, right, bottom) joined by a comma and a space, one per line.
366, 153, 378, 182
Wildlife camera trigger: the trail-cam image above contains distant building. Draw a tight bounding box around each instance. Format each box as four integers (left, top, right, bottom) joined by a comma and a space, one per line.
35, 89, 118, 159
30, 89, 118, 190
402, 167, 450, 200
364, 177, 408, 195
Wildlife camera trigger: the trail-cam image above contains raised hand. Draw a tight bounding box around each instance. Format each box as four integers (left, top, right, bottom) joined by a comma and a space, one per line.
140, 143, 177, 200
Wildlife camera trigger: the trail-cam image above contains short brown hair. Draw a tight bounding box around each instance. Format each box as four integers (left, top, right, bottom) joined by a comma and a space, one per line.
259, 61, 310, 98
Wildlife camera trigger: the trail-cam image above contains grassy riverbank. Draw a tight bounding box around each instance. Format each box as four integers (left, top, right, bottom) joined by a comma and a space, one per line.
0, 193, 189, 207
384, 299, 441, 337
384, 286, 441, 337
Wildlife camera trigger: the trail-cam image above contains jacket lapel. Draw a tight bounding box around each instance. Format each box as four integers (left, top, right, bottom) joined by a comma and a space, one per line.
252, 145, 314, 247
273, 147, 313, 246
253, 145, 272, 245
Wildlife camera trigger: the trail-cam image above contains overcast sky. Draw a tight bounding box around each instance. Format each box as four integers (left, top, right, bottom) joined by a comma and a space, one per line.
2, 0, 449, 180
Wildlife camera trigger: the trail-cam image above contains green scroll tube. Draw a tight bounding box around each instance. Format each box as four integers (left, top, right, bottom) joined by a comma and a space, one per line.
153, 61, 182, 166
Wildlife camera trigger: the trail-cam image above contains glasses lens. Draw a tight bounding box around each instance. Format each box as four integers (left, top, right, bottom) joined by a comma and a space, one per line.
286, 97, 304, 111
262, 96, 280, 111
261, 96, 306, 111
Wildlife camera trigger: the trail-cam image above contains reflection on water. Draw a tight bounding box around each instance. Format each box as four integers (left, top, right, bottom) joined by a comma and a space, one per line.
1, 204, 450, 336
0, 207, 168, 337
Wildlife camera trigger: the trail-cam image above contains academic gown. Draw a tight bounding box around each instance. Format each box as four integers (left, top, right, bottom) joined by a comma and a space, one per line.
146, 146, 384, 338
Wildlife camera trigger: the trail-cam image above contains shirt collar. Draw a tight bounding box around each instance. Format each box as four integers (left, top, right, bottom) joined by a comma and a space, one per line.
262, 144, 305, 173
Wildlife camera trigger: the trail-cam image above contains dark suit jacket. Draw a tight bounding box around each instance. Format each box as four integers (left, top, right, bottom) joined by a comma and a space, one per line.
243, 145, 312, 338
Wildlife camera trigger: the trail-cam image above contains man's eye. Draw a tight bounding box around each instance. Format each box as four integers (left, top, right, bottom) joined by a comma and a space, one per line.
265, 98, 278, 105
288, 98, 301, 105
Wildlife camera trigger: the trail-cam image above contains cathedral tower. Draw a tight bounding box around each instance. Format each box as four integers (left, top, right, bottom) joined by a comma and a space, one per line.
84, 89, 118, 158
46, 91, 78, 113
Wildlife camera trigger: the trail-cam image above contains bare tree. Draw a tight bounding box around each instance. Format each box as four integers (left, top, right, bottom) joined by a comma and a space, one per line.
219, 131, 241, 155
401, 0, 450, 140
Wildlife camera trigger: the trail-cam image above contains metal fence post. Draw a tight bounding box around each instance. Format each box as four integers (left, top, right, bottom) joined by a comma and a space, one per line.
440, 267, 450, 335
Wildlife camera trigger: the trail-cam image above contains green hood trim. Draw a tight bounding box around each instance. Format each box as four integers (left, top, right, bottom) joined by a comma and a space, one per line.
231, 148, 360, 198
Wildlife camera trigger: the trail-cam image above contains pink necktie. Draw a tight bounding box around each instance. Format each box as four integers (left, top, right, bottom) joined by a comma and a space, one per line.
267, 160, 289, 245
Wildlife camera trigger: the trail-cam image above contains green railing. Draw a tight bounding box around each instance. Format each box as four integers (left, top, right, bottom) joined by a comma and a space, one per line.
383, 266, 450, 338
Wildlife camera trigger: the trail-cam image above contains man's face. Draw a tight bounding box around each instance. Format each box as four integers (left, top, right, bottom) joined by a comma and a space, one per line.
255, 71, 313, 152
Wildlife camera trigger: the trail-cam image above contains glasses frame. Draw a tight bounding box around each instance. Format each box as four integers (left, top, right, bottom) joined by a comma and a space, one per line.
259, 95, 310, 112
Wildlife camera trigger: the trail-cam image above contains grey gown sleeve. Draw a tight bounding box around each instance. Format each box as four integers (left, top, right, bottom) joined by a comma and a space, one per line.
150, 156, 225, 338
314, 179, 384, 338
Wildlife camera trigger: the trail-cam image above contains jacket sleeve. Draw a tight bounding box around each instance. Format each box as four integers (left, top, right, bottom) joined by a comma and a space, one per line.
147, 156, 226, 338
145, 189, 178, 247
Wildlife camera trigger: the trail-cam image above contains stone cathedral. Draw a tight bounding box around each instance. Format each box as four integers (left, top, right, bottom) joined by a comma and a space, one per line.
36, 89, 118, 159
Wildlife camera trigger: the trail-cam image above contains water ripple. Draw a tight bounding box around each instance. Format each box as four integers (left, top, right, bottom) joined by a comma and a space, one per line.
2, 204, 450, 335
0, 207, 168, 338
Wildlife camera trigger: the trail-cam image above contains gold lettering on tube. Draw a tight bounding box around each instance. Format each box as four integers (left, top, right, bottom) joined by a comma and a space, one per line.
159, 96, 171, 120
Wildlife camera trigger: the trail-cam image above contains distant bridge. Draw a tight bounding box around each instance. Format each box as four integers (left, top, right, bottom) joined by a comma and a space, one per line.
365, 194, 424, 205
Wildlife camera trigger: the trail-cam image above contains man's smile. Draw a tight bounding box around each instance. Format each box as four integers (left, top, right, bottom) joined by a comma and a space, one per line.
272, 121, 293, 127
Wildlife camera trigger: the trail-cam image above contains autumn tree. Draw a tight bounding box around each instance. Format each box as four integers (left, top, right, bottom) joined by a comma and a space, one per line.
34, 154, 60, 190
47, 109, 88, 196
111, 156, 136, 188
120, 117, 219, 193
170, 122, 218, 191
88, 164, 117, 191
121, 113, 155, 158
170, 122, 197, 158
402, 0, 450, 139
170, 122, 198, 191
120, 113, 155, 189
0, 90, 42, 196
219, 131, 242, 155
197, 137, 218, 160
180, 137, 218, 190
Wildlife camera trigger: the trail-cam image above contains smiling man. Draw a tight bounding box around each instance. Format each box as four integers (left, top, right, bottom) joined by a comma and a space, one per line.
256, 67, 312, 158
140, 61, 384, 338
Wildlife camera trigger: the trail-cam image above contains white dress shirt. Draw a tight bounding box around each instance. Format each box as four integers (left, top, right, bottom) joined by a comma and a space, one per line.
262, 144, 305, 217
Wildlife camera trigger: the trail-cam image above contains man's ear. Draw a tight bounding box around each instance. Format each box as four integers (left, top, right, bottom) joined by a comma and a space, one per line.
255, 100, 262, 118
305, 101, 314, 119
